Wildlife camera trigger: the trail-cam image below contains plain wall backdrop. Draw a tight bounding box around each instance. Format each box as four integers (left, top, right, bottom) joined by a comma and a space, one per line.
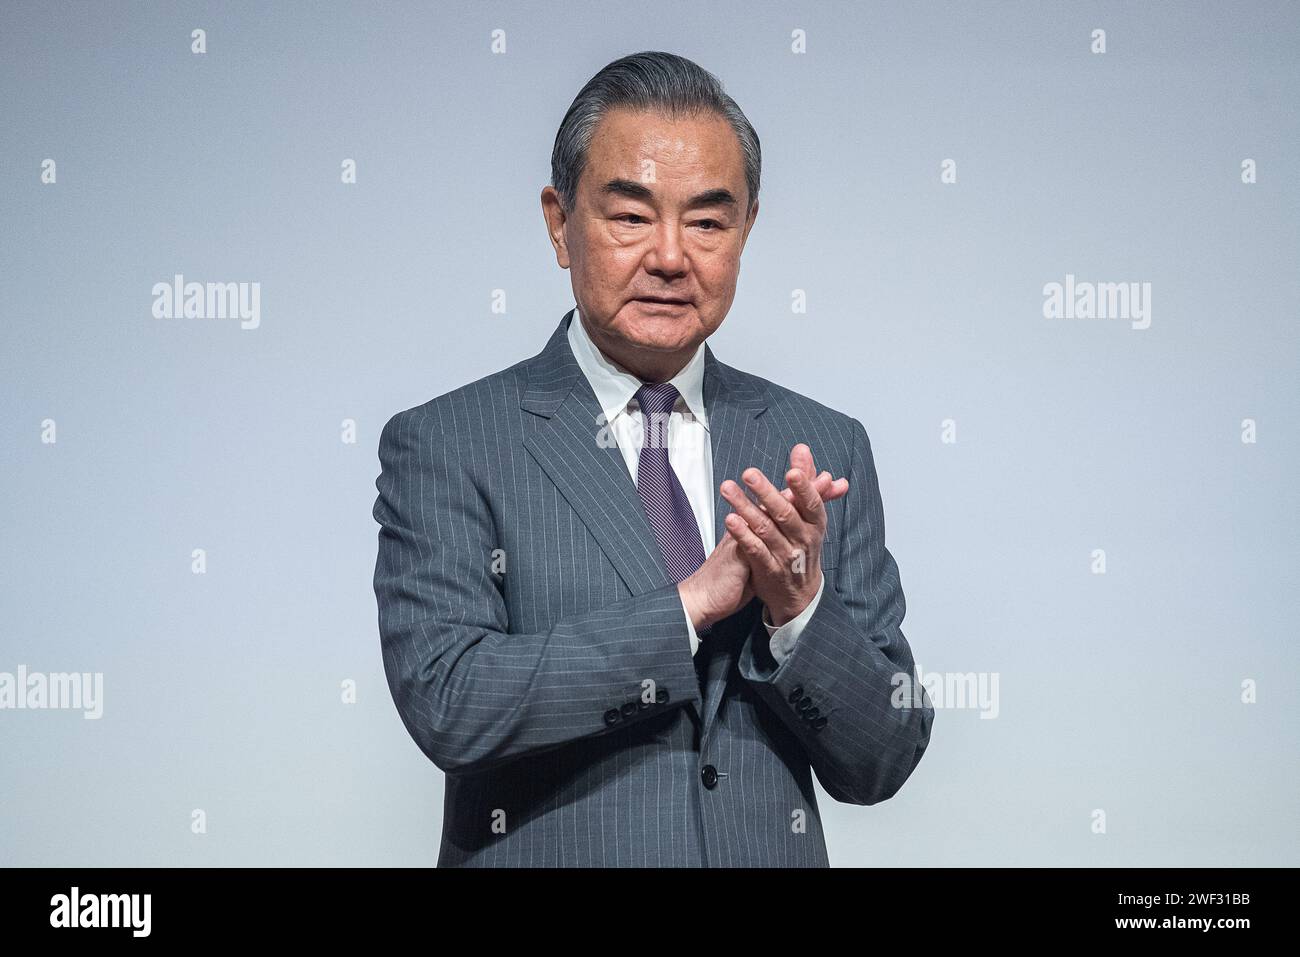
1, 0, 1297, 866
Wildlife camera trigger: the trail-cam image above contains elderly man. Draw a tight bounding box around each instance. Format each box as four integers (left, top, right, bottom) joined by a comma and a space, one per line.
373, 50, 933, 867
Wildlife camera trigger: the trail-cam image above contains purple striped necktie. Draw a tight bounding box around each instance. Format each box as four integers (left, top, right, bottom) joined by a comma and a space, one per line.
634, 381, 706, 585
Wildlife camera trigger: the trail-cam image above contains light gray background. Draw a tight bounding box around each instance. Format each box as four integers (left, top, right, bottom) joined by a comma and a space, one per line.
2, 1, 1296, 866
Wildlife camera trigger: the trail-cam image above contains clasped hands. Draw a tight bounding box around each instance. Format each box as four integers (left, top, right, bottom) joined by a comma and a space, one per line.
679, 444, 848, 633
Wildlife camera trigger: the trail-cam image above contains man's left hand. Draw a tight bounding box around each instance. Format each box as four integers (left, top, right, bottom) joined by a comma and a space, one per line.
721, 444, 841, 626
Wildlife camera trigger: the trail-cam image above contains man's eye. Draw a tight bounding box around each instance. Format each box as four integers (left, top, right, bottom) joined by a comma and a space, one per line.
694, 220, 720, 230
616, 214, 647, 224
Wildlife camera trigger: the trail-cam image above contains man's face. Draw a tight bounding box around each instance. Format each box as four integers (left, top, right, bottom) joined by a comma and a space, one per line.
542, 106, 758, 381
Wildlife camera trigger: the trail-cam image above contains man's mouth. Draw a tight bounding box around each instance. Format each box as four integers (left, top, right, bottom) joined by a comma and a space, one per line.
634, 296, 692, 305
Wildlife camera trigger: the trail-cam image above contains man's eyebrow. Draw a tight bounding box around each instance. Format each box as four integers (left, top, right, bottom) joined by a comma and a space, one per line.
684, 187, 739, 209
601, 179, 655, 202
600, 179, 740, 209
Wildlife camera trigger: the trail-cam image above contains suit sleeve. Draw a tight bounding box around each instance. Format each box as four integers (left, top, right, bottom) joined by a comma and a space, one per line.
736, 417, 934, 805
372, 408, 703, 776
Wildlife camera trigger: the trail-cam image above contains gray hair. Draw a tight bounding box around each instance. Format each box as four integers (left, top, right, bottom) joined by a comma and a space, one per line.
550, 51, 761, 214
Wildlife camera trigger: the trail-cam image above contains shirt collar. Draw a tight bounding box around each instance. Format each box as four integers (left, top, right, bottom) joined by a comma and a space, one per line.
567, 304, 709, 430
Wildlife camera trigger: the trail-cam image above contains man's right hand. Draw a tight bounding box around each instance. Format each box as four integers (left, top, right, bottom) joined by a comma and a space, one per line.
678, 467, 847, 632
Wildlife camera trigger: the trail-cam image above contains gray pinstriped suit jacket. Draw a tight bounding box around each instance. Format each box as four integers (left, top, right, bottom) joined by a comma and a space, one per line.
372, 308, 933, 867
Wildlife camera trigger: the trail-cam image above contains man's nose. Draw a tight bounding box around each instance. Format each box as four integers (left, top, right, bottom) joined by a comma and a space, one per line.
643, 221, 687, 276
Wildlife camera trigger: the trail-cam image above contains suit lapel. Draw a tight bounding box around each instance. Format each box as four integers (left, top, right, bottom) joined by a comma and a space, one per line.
521, 310, 670, 601
521, 309, 789, 744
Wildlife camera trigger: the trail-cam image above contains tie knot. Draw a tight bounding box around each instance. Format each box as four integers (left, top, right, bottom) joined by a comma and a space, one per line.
635, 381, 680, 417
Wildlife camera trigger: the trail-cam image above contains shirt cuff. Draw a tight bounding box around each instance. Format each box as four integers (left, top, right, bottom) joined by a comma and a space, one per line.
762, 573, 826, 665
681, 592, 700, 657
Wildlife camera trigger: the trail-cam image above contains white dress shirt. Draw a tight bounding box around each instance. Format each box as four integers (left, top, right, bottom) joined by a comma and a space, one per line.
566, 305, 824, 664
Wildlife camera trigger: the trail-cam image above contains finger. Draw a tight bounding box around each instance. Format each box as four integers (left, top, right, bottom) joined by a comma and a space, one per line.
721, 475, 793, 552
724, 512, 784, 577
740, 467, 809, 543
782, 464, 826, 527
822, 476, 849, 500
806, 470, 848, 501
741, 464, 819, 532
790, 443, 816, 484
779, 472, 849, 508
780, 477, 827, 505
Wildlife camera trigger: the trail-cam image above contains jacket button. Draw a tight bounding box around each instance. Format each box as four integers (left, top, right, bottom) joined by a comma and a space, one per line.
655, 687, 669, 704
603, 708, 620, 726
620, 702, 637, 718
700, 765, 719, 789
787, 686, 804, 704
796, 696, 813, 712
812, 716, 828, 731
804, 707, 820, 721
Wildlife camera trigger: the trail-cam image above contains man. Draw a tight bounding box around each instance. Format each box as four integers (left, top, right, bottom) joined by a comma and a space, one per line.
372, 51, 933, 867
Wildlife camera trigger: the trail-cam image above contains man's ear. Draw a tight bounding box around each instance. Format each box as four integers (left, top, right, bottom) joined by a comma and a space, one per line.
540, 186, 571, 269
740, 198, 759, 248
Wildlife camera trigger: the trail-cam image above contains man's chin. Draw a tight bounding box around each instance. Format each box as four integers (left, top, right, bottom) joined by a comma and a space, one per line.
619, 326, 698, 353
